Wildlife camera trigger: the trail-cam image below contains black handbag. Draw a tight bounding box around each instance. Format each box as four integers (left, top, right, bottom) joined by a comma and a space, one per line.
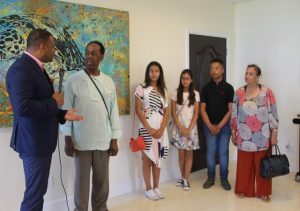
260, 144, 290, 179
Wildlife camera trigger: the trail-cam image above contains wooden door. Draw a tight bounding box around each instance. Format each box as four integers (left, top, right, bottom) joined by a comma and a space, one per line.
189, 34, 227, 171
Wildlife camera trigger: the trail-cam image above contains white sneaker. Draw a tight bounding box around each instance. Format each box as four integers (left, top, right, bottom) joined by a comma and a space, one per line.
183, 179, 190, 191
176, 178, 183, 187
153, 188, 165, 199
145, 189, 159, 201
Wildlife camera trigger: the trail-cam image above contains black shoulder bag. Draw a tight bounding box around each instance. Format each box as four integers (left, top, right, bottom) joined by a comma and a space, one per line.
260, 144, 290, 179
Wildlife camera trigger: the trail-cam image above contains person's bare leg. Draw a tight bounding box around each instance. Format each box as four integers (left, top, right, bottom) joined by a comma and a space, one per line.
152, 163, 160, 189
183, 150, 193, 180
142, 152, 152, 190
178, 149, 185, 178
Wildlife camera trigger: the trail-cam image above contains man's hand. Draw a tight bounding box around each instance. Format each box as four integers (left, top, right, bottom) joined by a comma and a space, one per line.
108, 139, 118, 156
209, 125, 220, 135
64, 108, 84, 121
64, 136, 78, 157
52, 92, 64, 107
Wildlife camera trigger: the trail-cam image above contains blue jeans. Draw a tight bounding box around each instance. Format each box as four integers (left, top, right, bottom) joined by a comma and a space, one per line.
203, 123, 231, 181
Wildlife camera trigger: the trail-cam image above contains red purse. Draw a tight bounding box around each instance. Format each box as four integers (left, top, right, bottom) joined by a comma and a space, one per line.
130, 136, 145, 152
130, 112, 145, 152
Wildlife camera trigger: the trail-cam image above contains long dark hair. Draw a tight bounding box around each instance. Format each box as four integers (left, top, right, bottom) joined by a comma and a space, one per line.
176, 69, 195, 107
143, 61, 167, 99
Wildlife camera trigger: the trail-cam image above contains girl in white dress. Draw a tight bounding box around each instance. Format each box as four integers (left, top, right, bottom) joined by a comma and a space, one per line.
135, 61, 169, 200
171, 69, 200, 191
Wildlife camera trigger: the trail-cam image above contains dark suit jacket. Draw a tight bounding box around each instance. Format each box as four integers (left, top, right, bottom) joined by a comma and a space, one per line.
6, 53, 67, 156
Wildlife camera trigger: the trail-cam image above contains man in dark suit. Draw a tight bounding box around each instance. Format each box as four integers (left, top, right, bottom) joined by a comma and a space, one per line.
6, 29, 83, 211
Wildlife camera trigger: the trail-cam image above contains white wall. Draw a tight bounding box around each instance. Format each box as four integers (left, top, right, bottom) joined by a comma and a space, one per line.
235, 0, 300, 171
0, 0, 236, 210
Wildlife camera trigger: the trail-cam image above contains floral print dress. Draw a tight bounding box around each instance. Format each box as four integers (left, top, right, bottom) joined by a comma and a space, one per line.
135, 84, 169, 167
230, 85, 279, 152
170, 90, 200, 150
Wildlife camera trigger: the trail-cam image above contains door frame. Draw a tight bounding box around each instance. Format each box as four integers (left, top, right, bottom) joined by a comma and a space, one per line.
184, 29, 232, 81
184, 29, 232, 172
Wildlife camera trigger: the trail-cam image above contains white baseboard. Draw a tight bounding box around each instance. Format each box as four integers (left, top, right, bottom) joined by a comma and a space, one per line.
43, 197, 74, 211
43, 166, 178, 211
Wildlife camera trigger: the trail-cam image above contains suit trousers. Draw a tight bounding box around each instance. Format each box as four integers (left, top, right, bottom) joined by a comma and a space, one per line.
235, 149, 272, 197
74, 150, 109, 211
20, 155, 52, 211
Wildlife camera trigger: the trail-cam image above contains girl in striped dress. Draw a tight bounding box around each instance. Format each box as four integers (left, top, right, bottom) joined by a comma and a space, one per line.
134, 61, 169, 201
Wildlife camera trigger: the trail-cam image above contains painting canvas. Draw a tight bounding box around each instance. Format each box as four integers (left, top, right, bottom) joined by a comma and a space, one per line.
0, 0, 130, 127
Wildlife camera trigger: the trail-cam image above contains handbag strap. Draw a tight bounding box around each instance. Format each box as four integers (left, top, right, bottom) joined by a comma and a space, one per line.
169, 98, 188, 127
265, 144, 281, 158
84, 70, 110, 120
176, 99, 188, 115
132, 112, 136, 137
132, 85, 145, 137
273, 144, 281, 155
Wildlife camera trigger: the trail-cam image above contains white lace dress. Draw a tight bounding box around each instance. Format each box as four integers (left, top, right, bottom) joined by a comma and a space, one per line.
170, 90, 200, 150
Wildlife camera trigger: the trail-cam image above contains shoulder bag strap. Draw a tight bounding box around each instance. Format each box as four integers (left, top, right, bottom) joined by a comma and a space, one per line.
84, 70, 110, 120
176, 99, 188, 115
132, 85, 145, 136
132, 111, 136, 137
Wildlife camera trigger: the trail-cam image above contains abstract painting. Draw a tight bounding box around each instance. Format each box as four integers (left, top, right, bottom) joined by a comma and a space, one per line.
0, 0, 129, 127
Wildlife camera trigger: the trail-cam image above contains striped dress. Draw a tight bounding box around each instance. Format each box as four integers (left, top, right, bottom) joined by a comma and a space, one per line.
135, 84, 169, 168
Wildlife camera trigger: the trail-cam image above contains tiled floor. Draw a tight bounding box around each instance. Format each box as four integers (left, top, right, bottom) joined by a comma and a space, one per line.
107, 164, 300, 211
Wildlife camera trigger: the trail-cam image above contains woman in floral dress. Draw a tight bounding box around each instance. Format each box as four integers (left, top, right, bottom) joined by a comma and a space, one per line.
231, 64, 279, 202
135, 61, 169, 201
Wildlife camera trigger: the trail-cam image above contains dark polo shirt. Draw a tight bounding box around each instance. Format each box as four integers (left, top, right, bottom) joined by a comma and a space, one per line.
201, 80, 234, 124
